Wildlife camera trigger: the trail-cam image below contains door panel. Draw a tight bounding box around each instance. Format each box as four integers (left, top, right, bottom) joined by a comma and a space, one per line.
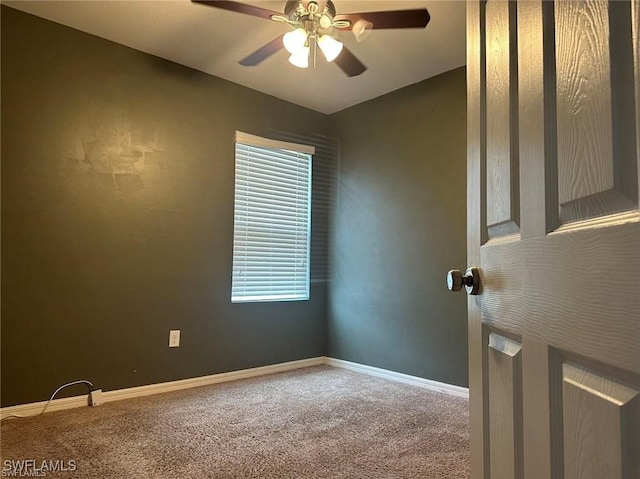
562, 363, 639, 479
488, 333, 523, 479
467, 1, 640, 478
486, 0, 520, 238
555, 0, 614, 204
555, 0, 638, 223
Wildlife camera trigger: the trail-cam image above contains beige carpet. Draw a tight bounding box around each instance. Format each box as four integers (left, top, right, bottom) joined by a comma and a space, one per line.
1, 366, 469, 478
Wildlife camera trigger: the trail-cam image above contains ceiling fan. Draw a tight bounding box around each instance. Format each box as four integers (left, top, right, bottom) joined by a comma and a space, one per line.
192, 0, 431, 77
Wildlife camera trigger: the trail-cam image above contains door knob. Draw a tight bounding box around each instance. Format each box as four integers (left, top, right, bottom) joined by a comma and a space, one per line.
447, 267, 480, 295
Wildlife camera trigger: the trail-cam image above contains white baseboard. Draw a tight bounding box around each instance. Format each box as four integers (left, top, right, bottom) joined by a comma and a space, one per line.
103, 357, 324, 403
0, 393, 92, 419
0, 357, 324, 419
324, 357, 469, 398
1, 355, 467, 419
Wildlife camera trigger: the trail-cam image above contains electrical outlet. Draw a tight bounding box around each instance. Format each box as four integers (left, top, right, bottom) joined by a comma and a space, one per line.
90, 389, 102, 407
169, 329, 180, 348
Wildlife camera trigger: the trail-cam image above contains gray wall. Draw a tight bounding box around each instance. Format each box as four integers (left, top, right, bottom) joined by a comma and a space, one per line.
328, 68, 468, 387
1, 7, 469, 407
1, 7, 329, 407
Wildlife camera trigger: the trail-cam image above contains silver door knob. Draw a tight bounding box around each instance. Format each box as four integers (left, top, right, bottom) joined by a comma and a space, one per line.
447, 267, 480, 295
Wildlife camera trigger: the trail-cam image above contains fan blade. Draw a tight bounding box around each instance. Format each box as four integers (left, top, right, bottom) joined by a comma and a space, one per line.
334, 9, 430, 30
192, 1, 280, 21
239, 35, 284, 66
334, 46, 367, 77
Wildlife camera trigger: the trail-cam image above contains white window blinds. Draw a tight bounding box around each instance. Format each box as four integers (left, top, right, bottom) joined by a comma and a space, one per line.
232, 132, 314, 303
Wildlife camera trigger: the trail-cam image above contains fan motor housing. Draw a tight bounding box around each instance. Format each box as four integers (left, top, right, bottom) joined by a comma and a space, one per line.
284, 1, 336, 23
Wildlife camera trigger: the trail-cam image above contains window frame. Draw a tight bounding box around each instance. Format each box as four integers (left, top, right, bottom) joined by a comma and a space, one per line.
231, 131, 315, 303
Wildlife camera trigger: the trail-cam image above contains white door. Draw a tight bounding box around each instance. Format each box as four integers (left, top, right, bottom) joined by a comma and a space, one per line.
465, 1, 640, 478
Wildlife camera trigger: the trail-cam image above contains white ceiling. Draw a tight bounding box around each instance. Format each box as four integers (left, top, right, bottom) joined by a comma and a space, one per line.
4, 0, 466, 114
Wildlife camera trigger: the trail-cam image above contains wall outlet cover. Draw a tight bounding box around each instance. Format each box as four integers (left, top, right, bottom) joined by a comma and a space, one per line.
90, 389, 103, 407
169, 330, 180, 348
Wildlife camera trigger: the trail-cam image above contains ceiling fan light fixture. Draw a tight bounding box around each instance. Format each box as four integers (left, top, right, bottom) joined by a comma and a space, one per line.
194, 0, 432, 77
288, 46, 310, 68
317, 34, 343, 62
283, 28, 308, 55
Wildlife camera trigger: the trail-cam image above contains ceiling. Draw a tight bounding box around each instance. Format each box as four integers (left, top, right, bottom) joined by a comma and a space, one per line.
4, 0, 466, 114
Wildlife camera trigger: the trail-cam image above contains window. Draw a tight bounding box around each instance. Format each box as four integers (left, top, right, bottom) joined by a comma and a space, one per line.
231, 131, 314, 302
